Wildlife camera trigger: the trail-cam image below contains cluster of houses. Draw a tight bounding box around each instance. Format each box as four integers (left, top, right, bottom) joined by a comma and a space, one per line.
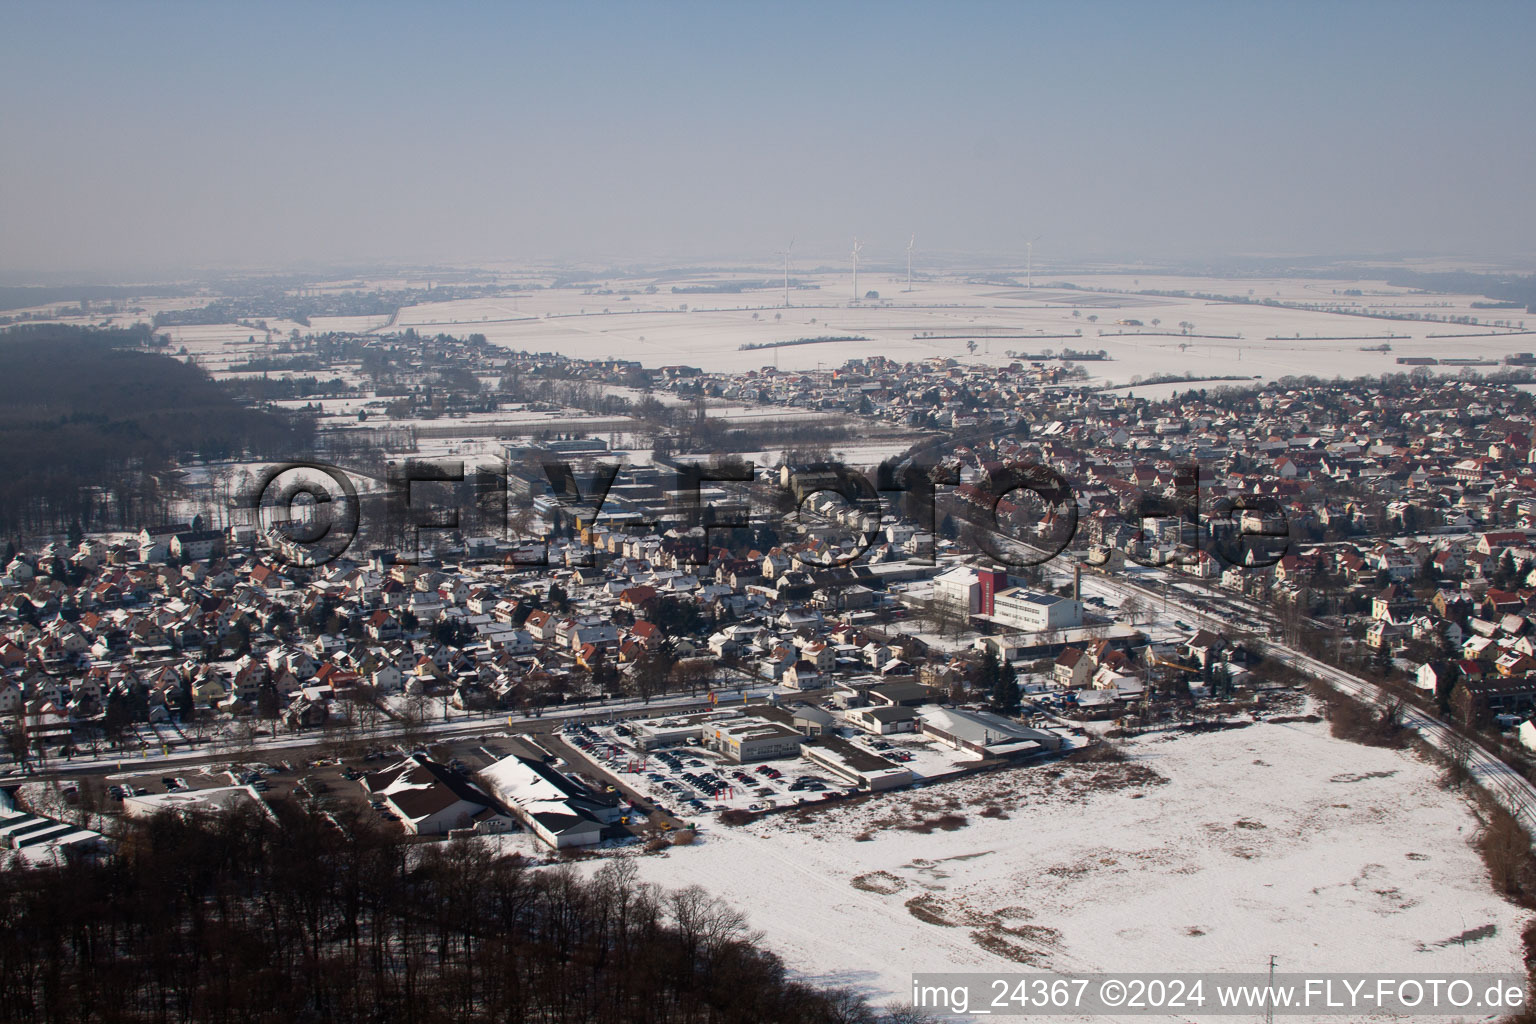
0, 497, 1035, 761
12, 341, 1536, 775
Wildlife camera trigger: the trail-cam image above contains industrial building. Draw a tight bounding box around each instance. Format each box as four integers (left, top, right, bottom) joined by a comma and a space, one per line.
706, 717, 808, 763
361, 755, 511, 836
800, 737, 913, 791
479, 747, 621, 848
918, 706, 1063, 758
989, 588, 1083, 632
631, 709, 742, 750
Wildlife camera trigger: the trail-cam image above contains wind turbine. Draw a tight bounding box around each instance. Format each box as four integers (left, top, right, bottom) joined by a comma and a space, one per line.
777, 238, 795, 308
905, 235, 915, 293
851, 237, 864, 302
1026, 235, 1041, 289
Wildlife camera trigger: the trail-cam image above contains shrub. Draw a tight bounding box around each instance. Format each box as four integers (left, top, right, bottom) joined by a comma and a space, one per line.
1479, 804, 1536, 905
1066, 740, 1127, 763
1308, 681, 1408, 748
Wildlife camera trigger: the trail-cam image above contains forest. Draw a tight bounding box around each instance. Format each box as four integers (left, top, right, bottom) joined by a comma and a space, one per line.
0, 286, 198, 314
1383, 270, 1536, 313
0, 804, 924, 1024
0, 325, 313, 538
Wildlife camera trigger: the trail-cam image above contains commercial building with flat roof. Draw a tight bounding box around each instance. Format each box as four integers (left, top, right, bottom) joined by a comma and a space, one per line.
801, 736, 913, 791
989, 588, 1083, 632
632, 709, 742, 750
706, 717, 807, 763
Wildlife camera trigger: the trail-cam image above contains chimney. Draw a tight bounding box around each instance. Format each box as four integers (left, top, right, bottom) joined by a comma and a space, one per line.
1073, 563, 1081, 602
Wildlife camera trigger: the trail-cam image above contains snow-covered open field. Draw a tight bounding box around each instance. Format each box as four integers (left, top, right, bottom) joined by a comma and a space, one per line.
23, 268, 1531, 391
617, 717, 1529, 1021
368, 270, 1532, 385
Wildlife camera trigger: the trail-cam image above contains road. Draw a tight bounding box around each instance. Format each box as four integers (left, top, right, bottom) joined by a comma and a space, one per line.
2, 683, 775, 787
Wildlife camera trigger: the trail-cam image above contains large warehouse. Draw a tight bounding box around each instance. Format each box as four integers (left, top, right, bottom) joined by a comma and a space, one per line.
479, 750, 621, 848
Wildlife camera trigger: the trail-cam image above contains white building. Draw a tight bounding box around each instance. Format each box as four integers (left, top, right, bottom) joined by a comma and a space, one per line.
989, 588, 1083, 633
478, 750, 619, 848
932, 565, 1008, 616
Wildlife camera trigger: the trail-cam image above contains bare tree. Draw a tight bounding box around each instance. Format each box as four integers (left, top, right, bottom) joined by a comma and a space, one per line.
1443, 731, 1474, 790
1120, 595, 1146, 624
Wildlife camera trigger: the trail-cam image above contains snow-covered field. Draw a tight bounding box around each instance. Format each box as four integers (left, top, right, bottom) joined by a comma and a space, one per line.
617, 717, 1529, 1021
17, 269, 1531, 392
371, 271, 1532, 385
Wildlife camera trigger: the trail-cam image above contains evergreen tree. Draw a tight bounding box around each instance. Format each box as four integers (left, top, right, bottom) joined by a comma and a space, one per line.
175, 677, 194, 722
1496, 550, 1518, 588
1434, 671, 1457, 716
990, 657, 1020, 714
231, 621, 252, 657
633, 640, 677, 703
972, 648, 1002, 698
256, 683, 279, 721
1371, 640, 1393, 677
102, 690, 130, 746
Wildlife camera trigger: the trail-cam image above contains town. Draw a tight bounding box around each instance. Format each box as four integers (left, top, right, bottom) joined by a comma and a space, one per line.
8, 309, 1536, 878
7, 3, 1536, 1018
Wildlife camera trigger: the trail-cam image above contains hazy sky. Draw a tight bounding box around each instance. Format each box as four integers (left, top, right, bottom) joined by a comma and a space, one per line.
2, 2, 1533, 277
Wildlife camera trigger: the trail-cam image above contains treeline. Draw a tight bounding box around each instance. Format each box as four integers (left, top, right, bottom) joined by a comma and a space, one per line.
0, 805, 913, 1024
151, 284, 511, 328
0, 325, 313, 537
1384, 270, 1536, 313
0, 285, 198, 314
224, 375, 355, 403
737, 336, 867, 351
671, 282, 767, 294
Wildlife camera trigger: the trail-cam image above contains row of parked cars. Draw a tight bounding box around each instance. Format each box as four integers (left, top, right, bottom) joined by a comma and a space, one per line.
856, 736, 915, 762
649, 749, 727, 804
367, 796, 399, 821
567, 727, 619, 758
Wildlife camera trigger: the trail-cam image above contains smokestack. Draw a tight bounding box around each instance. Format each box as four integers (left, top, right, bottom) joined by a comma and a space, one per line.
1073, 563, 1081, 602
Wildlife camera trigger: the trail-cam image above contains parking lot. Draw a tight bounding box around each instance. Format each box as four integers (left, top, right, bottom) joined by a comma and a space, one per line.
562, 720, 884, 817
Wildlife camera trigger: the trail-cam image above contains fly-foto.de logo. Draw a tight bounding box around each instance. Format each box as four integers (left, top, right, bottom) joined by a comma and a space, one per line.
241, 457, 1291, 571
